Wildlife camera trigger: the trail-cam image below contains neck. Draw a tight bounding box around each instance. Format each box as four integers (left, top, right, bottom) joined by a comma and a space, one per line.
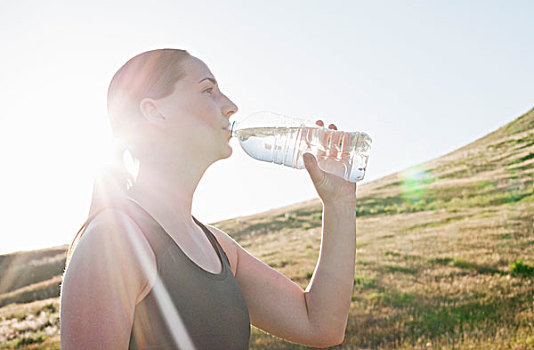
127, 151, 212, 229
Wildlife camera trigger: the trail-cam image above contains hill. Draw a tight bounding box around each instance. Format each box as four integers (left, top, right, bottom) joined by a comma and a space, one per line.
0, 107, 533, 349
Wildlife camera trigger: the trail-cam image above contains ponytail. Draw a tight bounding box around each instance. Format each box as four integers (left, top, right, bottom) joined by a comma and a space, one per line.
66, 48, 190, 266
66, 144, 134, 266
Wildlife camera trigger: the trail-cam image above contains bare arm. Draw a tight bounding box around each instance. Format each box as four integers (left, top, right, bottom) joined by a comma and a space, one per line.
212, 172, 356, 346
304, 202, 356, 341
60, 210, 156, 349
213, 121, 357, 347
229, 201, 355, 347
300, 121, 357, 342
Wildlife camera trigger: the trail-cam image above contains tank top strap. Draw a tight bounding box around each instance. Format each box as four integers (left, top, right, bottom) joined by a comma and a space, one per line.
192, 215, 232, 269
78, 198, 172, 258
124, 198, 231, 271
121, 199, 175, 257
80, 197, 231, 271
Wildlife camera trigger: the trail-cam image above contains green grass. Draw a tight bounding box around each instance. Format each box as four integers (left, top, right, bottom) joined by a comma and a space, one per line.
509, 260, 534, 278
1, 107, 533, 349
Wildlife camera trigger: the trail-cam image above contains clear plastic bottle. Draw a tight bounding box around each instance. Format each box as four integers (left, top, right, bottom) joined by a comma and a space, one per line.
230, 111, 372, 182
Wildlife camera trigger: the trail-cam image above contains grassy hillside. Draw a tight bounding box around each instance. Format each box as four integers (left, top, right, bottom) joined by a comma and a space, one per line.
0, 246, 66, 310
1, 108, 533, 349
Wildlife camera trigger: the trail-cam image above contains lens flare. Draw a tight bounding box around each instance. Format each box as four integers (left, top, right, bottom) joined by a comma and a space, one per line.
116, 216, 197, 349
400, 165, 435, 206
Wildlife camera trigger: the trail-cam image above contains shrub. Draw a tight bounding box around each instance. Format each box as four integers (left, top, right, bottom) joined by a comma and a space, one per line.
310, 212, 322, 221
15, 334, 45, 347
353, 275, 377, 290
509, 260, 534, 277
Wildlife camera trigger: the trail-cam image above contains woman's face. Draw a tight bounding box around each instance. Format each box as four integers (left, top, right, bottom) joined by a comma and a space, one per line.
147, 56, 238, 163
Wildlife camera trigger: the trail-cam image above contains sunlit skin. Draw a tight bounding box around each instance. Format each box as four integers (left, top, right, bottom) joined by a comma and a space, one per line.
60, 55, 357, 348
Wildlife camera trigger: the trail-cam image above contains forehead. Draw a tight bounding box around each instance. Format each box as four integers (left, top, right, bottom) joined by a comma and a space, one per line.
182, 56, 215, 82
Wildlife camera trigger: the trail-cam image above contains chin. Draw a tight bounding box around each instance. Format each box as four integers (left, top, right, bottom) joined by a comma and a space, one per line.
213, 143, 232, 162
221, 144, 233, 159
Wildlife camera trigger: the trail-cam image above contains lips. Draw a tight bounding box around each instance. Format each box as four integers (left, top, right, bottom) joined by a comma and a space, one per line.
222, 127, 231, 140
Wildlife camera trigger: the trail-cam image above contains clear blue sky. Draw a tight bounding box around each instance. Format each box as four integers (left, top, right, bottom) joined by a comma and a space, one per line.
0, 0, 533, 254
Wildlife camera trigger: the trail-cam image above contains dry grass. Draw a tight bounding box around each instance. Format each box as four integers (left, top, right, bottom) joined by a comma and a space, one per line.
0, 108, 533, 349
239, 202, 533, 349
0, 299, 59, 349
235, 107, 534, 350
0, 246, 66, 301
0, 277, 61, 309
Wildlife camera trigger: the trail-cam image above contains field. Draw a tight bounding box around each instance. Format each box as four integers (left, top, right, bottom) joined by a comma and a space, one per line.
0, 108, 533, 349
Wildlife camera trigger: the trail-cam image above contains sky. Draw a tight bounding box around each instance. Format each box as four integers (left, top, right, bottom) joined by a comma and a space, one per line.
0, 0, 533, 254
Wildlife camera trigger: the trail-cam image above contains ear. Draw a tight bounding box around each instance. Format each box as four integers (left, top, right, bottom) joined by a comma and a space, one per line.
139, 98, 166, 126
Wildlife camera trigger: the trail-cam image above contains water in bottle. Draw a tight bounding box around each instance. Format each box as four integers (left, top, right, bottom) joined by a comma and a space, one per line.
230, 112, 372, 182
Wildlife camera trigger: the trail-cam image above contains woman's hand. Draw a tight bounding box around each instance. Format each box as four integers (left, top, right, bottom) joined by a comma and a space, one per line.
302, 120, 357, 207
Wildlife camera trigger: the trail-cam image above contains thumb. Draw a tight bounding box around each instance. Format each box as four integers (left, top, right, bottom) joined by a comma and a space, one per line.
303, 152, 324, 185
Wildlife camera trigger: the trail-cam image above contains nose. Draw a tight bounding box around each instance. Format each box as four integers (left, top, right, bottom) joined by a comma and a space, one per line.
221, 94, 238, 118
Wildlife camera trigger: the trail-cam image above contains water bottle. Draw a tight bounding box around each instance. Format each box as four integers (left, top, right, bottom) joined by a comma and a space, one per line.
230, 111, 372, 182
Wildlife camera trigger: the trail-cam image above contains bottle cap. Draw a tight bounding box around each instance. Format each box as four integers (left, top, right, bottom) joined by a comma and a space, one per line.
230, 120, 236, 138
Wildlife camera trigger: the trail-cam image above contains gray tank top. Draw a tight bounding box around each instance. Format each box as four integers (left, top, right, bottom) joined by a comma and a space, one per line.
108, 198, 251, 349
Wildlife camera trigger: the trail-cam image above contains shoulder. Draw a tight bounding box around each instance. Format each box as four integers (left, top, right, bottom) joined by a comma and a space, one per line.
85, 208, 143, 240
79, 208, 155, 263
60, 208, 156, 348
64, 208, 157, 302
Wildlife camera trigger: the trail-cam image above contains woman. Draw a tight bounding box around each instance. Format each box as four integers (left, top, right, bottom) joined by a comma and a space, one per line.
60, 49, 357, 349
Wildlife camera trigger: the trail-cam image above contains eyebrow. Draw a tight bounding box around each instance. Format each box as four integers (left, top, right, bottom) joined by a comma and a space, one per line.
198, 77, 217, 85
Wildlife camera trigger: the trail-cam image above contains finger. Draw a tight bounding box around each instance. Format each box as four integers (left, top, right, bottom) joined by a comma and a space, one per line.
315, 120, 328, 159
318, 128, 331, 159
301, 120, 320, 164
339, 132, 353, 162
303, 152, 325, 186
304, 124, 313, 149
329, 129, 341, 158
299, 120, 321, 162
328, 124, 339, 158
